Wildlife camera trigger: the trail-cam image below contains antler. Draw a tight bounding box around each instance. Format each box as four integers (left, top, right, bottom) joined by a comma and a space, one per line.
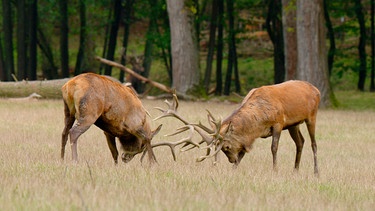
153, 93, 189, 125
152, 93, 224, 162
143, 125, 199, 161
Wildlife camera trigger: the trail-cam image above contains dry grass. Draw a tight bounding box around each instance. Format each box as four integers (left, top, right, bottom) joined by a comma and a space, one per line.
0, 98, 374, 211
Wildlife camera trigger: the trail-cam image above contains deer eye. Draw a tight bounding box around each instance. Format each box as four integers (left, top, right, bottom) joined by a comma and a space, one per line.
223, 145, 231, 151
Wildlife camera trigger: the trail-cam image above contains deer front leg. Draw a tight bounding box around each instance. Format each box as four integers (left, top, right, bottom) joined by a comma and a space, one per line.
69, 123, 91, 162
271, 126, 282, 171
104, 132, 119, 164
306, 120, 319, 176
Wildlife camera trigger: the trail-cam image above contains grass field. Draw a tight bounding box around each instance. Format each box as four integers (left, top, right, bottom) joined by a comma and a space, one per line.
0, 97, 374, 210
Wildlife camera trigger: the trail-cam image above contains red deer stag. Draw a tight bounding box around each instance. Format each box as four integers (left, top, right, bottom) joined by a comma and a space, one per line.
153, 80, 320, 174
125, 55, 144, 92
61, 73, 162, 164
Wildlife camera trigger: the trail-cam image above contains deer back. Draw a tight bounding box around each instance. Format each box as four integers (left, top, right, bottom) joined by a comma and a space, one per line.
62, 73, 151, 139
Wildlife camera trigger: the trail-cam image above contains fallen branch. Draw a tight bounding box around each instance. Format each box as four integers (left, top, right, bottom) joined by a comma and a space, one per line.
95, 56, 173, 94
6, 93, 42, 102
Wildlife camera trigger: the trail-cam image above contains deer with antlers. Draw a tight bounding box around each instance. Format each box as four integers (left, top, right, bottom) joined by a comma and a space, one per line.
61, 73, 162, 164
153, 80, 320, 174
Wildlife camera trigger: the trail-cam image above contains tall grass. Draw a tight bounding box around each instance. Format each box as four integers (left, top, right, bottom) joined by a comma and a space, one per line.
0, 98, 374, 210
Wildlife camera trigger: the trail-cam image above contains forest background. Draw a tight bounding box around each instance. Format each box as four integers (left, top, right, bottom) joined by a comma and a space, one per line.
0, 0, 374, 106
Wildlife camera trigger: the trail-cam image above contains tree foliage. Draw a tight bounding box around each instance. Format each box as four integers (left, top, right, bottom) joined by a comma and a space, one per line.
0, 0, 372, 98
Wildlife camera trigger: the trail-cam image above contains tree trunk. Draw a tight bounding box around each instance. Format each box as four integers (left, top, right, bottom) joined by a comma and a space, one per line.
296, 0, 333, 107
104, 0, 122, 76
99, 4, 112, 75
166, 0, 200, 94
2, 0, 15, 81
204, 0, 218, 93
266, 0, 285, 84
0, 37, 4, 80
141, 18, 156, 93
354, 0, 367, 91
28, 0, 38, 80
0, 79, 69, 99
74, 0, 87, 76
37, 29, 58, 79
119, 0, 135, 82
224, 0, 240, 95
17, 0, 27, 80
215, 0, 224, 95
371, 0, 375, 92
323, 0, 335, 76
282, 0, 297, 80
59, 0, 69, 78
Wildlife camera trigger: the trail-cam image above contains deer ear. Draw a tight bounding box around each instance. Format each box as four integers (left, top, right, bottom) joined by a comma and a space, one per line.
226, 122, 234, 133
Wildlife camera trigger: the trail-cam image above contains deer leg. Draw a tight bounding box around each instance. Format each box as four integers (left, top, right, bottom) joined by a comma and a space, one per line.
69, 113, 98, 162
306, 120, 319, 175
61, 116, 75, 160
104, 132, 118, 164
271, 126, 282, 171
288, 125, 305, 171
61, 102, 75, 160
69, 122, 91, 162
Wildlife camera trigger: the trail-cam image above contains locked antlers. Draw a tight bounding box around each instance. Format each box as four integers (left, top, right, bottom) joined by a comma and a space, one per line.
150, 93, 224, 162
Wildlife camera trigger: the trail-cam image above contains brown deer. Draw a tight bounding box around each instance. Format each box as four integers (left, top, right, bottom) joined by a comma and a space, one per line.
61, 73, 162, 164
125, 55, 144, 92
153, 80, 320, 175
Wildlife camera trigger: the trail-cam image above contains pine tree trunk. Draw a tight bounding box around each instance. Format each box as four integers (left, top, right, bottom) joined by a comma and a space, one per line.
59, 0, 69, 78
266, 0, 285, 84
204, 0, 218, 93
119, 0, 135, 82
28, 0, 38, 80
324, 0, 335, 76
2, 0, 15, 81
104, 0, 122, 76
215, 0, 224, 95
0, 36, 4, 80
17, 0, 27, 80
354, 0, 367, 91
74, 0, 87, 76
37, 29, 58, 79
371, 0, 375, 91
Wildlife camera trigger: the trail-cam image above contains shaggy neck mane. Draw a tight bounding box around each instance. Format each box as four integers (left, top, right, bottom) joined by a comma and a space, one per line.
222, 88, 276, 146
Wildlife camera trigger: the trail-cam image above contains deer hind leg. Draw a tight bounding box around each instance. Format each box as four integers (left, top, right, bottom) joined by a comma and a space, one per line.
61, 102, 76, 160
288, 125, 305, 171
104, 132, 118, 164
306, 119, 319, 175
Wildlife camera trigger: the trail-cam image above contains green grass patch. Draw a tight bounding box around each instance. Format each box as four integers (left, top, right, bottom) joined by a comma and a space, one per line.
335, 90, 375, 111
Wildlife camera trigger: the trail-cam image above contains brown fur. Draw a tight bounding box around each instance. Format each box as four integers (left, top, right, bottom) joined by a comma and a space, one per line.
60, 73, 161, 164
220, 80, 320, 174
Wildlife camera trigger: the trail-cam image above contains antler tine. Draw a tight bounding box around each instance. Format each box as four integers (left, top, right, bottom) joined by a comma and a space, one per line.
206, 110, 222, 139
180, 140, 206, 152
196, 141, 224, 162
193, 121, 214, 134
152, 93, 225, 163
149, 125, 200, 161
153, 93, 190, 125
